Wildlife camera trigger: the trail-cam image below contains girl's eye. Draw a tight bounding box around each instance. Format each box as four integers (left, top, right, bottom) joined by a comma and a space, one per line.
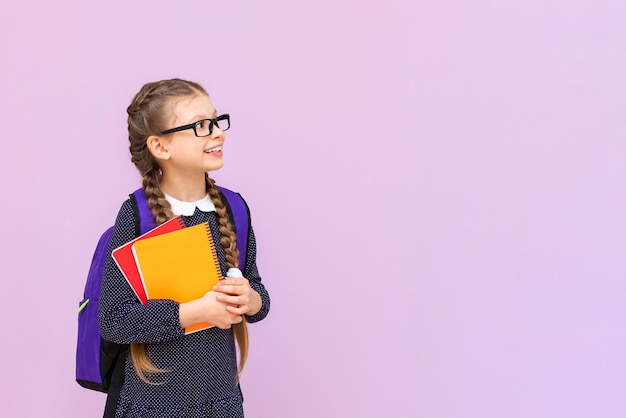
193, 119, 213, 136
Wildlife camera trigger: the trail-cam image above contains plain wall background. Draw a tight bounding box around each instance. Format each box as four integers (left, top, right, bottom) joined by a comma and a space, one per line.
1, 1, 625, 417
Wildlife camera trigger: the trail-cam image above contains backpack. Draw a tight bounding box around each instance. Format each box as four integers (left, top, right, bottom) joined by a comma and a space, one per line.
76, 186, 249, 393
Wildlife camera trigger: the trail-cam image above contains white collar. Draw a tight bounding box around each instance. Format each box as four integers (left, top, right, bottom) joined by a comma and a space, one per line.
163, 192, 216, 216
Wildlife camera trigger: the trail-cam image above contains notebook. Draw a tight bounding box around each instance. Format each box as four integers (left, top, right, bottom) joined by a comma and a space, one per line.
131, 222, 222, 334
111, 216, 186, 304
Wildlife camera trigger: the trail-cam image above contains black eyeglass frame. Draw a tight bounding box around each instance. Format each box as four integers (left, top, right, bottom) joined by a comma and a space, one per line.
159, 114, 230, 137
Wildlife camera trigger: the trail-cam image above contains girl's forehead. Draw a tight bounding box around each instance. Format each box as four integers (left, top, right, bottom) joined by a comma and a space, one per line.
172, 94, 216, 123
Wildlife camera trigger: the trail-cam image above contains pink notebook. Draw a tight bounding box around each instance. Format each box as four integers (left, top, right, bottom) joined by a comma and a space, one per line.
111, 216, 185, 304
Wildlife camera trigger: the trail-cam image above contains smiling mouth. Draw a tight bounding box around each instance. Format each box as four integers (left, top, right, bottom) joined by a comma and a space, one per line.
205, 146, 222, 153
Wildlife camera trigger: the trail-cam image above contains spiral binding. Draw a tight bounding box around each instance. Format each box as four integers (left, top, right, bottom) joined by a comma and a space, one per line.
204, 223, 222, 279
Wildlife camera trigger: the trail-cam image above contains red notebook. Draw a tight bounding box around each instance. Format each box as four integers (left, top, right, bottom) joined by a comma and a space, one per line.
111, 217, 185, 304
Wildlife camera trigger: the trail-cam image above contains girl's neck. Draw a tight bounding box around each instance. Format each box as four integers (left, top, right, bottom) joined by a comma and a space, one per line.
159, 173, 208, 202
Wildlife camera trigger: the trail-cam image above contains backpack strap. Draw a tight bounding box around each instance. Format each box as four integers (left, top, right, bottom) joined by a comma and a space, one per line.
103, 346, 127, 418
130, 188, 157, 235
218, 186, 249, 271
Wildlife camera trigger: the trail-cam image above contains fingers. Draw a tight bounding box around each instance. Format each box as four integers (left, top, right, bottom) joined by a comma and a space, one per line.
214, 281, 251, 296
214, 315, 242, 329
216, 294, 251, 316
199, 291, 244, 328
225, 305, 248, 315
213, 283, 262, 317
218, 278, 248, 286
216, 293, 249, 306
212, 305, 243, 328
214, 278, 250, 295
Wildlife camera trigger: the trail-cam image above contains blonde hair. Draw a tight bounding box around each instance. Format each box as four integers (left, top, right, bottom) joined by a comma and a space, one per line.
126, 78, 248, 383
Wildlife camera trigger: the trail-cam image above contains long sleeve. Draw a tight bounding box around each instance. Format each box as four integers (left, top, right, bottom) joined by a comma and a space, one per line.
240, 204, 271, 324
98, 199, 185, 345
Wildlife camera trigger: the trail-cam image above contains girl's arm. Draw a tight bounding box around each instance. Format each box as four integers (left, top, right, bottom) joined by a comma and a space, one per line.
212, 220, 271, 323
242, 224, 271, 322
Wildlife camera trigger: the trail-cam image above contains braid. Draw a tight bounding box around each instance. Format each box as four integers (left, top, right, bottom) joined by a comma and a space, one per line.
142, 170, 175, 225
129, 171, 175, 385
206, 174, 249, 373
126, 85, 153, 115
206, 176, 240, 269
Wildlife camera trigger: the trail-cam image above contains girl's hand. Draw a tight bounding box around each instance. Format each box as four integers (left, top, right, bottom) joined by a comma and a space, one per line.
213, 277, 262, 317
181, 291, 243, 330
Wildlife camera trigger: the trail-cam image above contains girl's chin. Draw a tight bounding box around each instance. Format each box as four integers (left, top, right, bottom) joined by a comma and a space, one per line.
205, 160, 224, 171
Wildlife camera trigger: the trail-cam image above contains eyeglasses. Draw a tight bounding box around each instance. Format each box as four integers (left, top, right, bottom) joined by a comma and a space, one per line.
160, 114, 230, 137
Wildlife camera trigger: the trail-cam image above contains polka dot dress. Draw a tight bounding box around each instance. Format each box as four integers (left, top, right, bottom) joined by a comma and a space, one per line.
99, 198, 270, 418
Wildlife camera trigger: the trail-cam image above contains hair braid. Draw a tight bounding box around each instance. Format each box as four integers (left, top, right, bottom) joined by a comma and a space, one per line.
143, 170, 174, 225
206, 176, 240, 269
128, 172, 175, 385
206, 174, 249, 373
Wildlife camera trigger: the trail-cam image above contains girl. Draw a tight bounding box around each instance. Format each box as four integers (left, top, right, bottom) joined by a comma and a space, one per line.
99, 78, 270, 417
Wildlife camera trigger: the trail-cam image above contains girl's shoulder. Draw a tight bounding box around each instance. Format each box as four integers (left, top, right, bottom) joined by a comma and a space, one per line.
114, 197, 136, 223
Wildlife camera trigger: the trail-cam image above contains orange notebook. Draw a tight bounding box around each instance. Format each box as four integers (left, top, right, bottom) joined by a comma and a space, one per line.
131, 222, 222, 334
112, 217, 185, 304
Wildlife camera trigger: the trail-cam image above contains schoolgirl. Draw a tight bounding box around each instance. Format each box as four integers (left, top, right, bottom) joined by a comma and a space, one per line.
98, 78, 270, 417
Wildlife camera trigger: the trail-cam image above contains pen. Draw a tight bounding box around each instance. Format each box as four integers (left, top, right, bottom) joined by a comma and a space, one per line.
77, 299, 90, 313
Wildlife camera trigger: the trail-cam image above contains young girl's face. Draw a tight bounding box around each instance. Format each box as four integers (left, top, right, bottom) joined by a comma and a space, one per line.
161, 94, 226, 174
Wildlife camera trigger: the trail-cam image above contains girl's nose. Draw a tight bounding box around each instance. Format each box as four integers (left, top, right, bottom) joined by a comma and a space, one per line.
211, 126, 225, 139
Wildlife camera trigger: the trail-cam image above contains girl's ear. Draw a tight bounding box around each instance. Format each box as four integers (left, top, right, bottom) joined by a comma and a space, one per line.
146, 135, 171, 161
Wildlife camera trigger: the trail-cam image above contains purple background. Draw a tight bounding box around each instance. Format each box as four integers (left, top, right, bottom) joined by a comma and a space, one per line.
2, 1, 626, 417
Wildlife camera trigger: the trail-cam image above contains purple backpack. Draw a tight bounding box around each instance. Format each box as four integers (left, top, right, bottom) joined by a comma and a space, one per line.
76, 187, 249, 392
